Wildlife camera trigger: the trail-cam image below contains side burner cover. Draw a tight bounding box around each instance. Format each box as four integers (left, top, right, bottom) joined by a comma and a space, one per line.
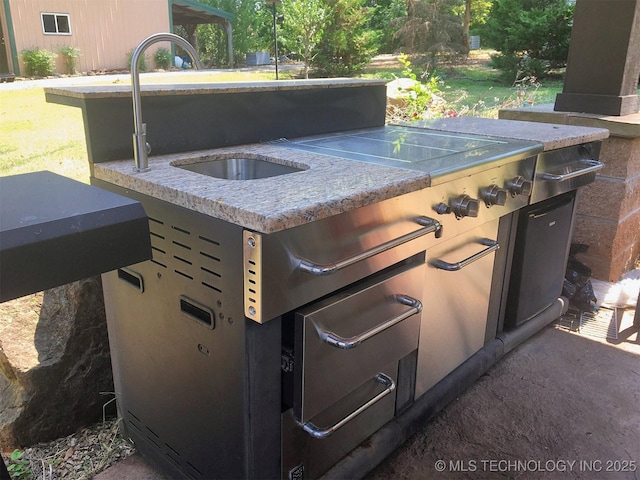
0, 171, 151, 302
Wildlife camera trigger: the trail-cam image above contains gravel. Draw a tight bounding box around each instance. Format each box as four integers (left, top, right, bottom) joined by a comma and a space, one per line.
2, 418, 135, 480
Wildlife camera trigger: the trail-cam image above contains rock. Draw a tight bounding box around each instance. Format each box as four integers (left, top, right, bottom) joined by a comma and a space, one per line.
386, 78, 419, 108
0, 277, 113, 447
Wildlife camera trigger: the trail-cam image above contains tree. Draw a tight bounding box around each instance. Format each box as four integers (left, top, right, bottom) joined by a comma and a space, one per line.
314, 0, 378, 76
392, 0, 468, 61
452, 0, 492, 43
280, 0, 328, 78
195, 0, 271, 66
368, 0, 407, 53
483, 0, 574, 82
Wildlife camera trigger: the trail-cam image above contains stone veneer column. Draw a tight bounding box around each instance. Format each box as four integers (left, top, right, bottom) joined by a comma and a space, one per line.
500, 106, 640, 282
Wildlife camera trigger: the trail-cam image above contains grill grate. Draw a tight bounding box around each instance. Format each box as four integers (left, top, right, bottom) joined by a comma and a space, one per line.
555, 308, 618, 340
579, 308, 618, 340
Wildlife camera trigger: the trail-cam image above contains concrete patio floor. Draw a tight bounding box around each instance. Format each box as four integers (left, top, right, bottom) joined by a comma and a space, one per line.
95, 301, 639, 480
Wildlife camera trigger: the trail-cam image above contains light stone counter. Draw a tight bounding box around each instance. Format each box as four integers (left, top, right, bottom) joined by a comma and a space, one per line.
93, 118, 611, 234
93, 143, 431, 234
45, 78, 384, 99
413, 117, 609, 150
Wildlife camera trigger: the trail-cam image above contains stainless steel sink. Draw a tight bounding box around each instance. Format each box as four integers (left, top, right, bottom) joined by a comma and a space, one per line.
173, 155, 306, 180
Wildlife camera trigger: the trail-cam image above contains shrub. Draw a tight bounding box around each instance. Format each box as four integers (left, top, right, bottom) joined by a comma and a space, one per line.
127, 49, 148, 72
21, 48, 57, 77
489, 52, 548, 84
482, 0, 573, 83
59, 45, 80, 74
313, 0, 378, 77
153, 47, 172, 70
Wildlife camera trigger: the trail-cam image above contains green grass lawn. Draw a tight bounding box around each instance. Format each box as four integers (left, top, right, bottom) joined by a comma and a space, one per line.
0, 88, 89, 182
362, 51, 564, 118
0, 58, 563, 182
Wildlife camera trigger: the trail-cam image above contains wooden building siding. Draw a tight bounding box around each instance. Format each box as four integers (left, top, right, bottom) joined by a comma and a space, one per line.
7, 0, 171, 74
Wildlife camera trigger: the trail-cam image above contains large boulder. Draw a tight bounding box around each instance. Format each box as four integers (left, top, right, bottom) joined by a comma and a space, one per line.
0, 276, 113, 447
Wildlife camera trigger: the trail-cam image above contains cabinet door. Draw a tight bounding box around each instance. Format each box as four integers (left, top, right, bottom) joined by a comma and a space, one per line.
415, 219, 499, 399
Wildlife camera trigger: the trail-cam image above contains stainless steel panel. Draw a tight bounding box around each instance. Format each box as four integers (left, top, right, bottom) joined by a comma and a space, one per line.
531, 141, 602, 203
294, 263, 425, 424
415, 219, 500, 399
250, 155, 534, 323
281, 126, 541, 182
282, 362, 398, 480
253, 192, 441, 323
100, 195, 251, 479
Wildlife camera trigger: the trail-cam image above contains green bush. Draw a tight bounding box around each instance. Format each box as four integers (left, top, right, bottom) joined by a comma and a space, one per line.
154, 47, 172, 70
127, 49, 148, 72
489, 52, 548, 84
313, 0, 378, 77
59, 45, 80, 74
21, 48, 57, 77
482, 0, 573, 83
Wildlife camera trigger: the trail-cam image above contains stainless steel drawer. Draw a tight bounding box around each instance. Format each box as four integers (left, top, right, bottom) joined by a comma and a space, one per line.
293, 263, 425, 427
244, 190, 442, 323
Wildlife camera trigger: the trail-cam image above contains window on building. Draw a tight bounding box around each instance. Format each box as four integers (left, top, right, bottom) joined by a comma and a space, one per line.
41, 13, 71, 35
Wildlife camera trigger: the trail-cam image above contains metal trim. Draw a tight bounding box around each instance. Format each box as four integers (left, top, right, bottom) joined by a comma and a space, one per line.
243, 230, 263, 322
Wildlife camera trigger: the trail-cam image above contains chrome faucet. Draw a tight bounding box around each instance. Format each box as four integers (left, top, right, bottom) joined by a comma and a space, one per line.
131, 33, 203, 172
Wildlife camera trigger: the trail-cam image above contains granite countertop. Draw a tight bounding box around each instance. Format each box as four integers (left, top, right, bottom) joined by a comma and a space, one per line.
93, 118, 611, 234
93, 143, 431, 234
414, 117, 609, 150
44, 78, 385, 99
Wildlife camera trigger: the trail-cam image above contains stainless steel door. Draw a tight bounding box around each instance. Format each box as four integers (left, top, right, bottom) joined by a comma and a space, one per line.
415, 219, 500, 399
294, 263, 425, 427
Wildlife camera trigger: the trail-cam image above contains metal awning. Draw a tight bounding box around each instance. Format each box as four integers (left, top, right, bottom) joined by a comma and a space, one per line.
170, 0, 234, 66
172, 0, 234, 25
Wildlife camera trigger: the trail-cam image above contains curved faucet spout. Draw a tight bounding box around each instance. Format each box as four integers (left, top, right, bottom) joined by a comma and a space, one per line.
131, 33, 203, 172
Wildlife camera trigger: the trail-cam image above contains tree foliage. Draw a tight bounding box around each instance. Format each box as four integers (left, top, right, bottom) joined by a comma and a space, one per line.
482, 0, 574, 82
195, 0, 270, 66
368, 0, 408, 53
392, 0, 468, 62
313, 0, 379, 76
280, 0, 328, 78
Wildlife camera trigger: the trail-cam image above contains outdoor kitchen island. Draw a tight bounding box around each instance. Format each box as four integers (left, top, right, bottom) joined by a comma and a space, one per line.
46, 80, 609, 480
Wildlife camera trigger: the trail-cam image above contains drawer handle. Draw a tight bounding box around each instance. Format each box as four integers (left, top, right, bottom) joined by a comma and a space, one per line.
538, 159, 604, 182
317, 294, 422, 349
430, 238, 499, 272
298, 216, 442, 275
301, 373, 396, 439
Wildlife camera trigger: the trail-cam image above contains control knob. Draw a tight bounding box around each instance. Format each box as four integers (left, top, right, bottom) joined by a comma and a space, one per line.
434, 202, 452, 215
480, 184, 508, 207
507, 176, 533, 197
451, 194, 480, 218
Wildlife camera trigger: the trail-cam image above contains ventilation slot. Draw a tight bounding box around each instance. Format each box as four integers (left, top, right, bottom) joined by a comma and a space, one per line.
202, 282, 222, 293
173, 240, 192, 250
199, 235, 220, 246
174, 255, 193, 266
175, 270, 194, 280
201, 266, 221, 278
145, 427, 161, 448
200, 251, 220, 262
125, 409, 203, 478
172, 225, 191, 235
148, 216, 168, 268
126, 410, 142, 432
186, 462, 204, 478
